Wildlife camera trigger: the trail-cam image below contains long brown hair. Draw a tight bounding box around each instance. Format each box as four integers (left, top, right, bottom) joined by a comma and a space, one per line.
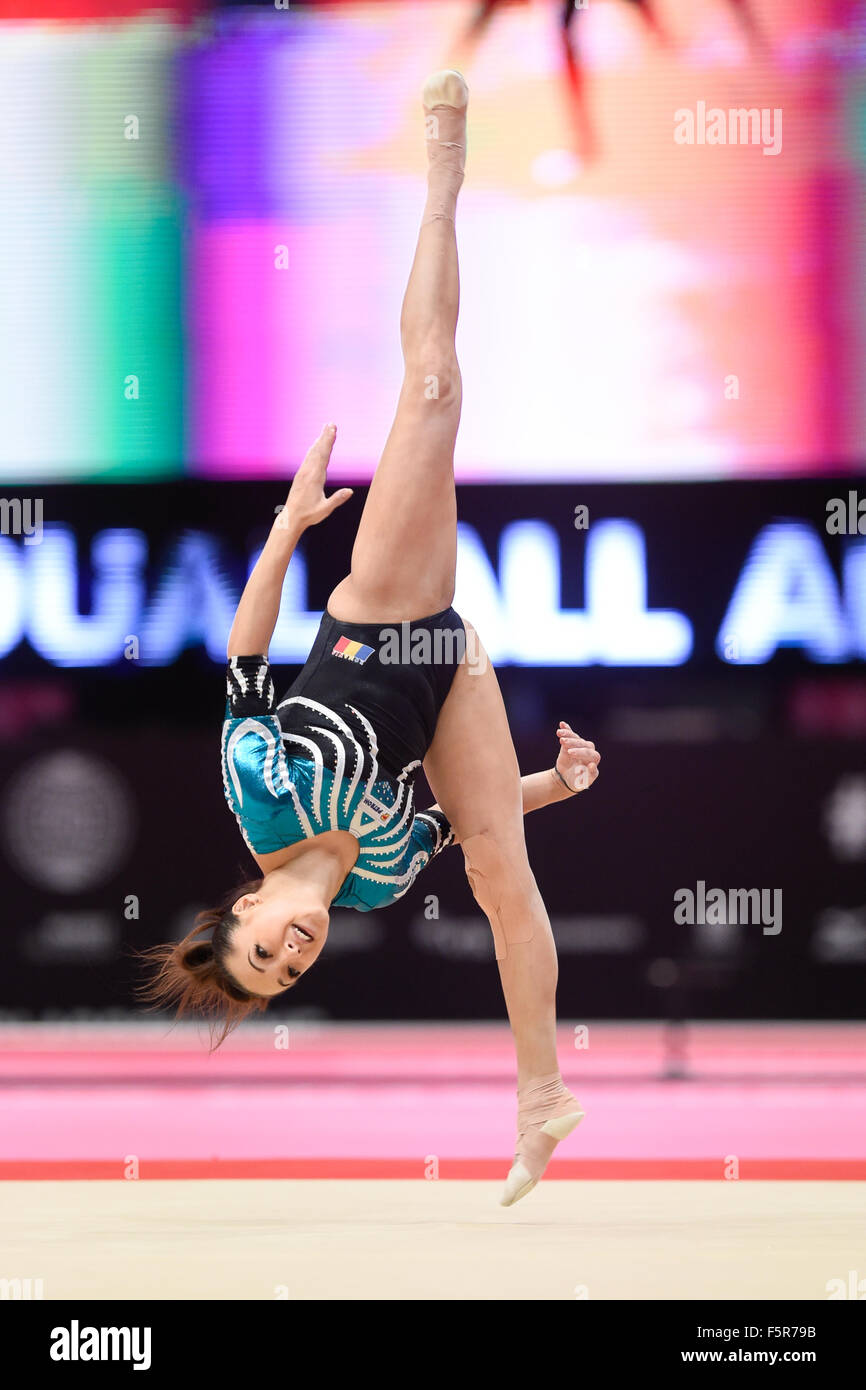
136, 878, 269, 1051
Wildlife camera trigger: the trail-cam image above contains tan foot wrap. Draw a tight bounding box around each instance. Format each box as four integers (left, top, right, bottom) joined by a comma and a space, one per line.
501, 1072, 585, 1207
422, 69, 467, 211
462, 833, 534, 961
421, 70, 468, 112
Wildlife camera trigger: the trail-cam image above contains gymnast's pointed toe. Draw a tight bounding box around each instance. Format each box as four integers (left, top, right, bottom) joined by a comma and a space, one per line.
421, 69, 469, 112
500, 1161, 538, 1208
499, 1074, 585, 1208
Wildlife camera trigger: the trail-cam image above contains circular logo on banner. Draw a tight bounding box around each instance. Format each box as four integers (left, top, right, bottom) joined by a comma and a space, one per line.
1, 750, 135, 892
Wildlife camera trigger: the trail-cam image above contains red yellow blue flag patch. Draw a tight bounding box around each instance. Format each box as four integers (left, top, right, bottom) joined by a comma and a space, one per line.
332, 635, 375, 664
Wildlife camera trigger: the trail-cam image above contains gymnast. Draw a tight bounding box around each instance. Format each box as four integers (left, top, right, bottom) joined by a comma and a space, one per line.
144, 71, 601, 1207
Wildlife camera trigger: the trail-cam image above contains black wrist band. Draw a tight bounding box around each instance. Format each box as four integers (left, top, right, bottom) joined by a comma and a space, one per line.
554, 765, 577, 795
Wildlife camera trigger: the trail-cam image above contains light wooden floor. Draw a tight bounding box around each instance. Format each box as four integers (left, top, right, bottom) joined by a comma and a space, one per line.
1, 1180, 862, 1300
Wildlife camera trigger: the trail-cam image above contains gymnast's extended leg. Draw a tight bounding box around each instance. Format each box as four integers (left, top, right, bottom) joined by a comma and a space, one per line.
422, 626, 584, 1206
327, 71, 468, 625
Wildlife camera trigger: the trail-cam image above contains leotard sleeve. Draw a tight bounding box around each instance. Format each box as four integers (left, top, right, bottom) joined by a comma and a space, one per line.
221, 655, 291, 845
407, 807, 455, 864
224, 654, 276, 718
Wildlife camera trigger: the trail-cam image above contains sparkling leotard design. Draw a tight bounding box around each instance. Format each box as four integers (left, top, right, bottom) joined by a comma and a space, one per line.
221, 656, 454, 911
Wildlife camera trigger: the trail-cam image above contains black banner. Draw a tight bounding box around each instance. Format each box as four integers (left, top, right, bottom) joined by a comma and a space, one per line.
0, 480, 863, 1020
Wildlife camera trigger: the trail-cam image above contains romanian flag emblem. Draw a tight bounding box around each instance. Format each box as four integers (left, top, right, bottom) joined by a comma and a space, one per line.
332, 635, 375, 664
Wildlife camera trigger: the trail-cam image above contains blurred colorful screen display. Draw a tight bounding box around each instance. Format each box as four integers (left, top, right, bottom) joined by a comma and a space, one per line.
0, 0, 864, 482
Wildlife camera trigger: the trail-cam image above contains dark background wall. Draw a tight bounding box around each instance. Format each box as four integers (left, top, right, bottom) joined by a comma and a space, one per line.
1, 478, 864, 1020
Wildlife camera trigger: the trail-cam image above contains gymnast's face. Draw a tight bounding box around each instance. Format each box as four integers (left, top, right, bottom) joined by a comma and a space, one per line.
226, 894, 330, 997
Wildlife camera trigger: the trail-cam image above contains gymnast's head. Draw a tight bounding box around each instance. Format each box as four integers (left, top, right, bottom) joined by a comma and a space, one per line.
138, 875, 330, 1049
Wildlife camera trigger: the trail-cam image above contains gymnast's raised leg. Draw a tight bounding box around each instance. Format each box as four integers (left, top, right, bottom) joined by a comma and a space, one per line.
326, 72, 584, 1206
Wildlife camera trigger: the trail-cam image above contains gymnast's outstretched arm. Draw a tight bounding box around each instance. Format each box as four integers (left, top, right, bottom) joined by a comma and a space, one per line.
226, 426, 352, 659
428, 722, 599, 843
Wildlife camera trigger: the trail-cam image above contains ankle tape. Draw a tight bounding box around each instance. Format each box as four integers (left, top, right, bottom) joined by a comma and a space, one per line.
517, 1072, 575, 1132
424, 107, 466, 178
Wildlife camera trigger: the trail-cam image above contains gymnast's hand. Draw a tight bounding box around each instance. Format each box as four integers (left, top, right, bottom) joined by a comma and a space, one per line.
555, 722, 600, 793
280, 425, 354, 534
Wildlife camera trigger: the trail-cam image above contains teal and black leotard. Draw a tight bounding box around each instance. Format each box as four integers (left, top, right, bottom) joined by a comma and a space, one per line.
220, 606, 466, 911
